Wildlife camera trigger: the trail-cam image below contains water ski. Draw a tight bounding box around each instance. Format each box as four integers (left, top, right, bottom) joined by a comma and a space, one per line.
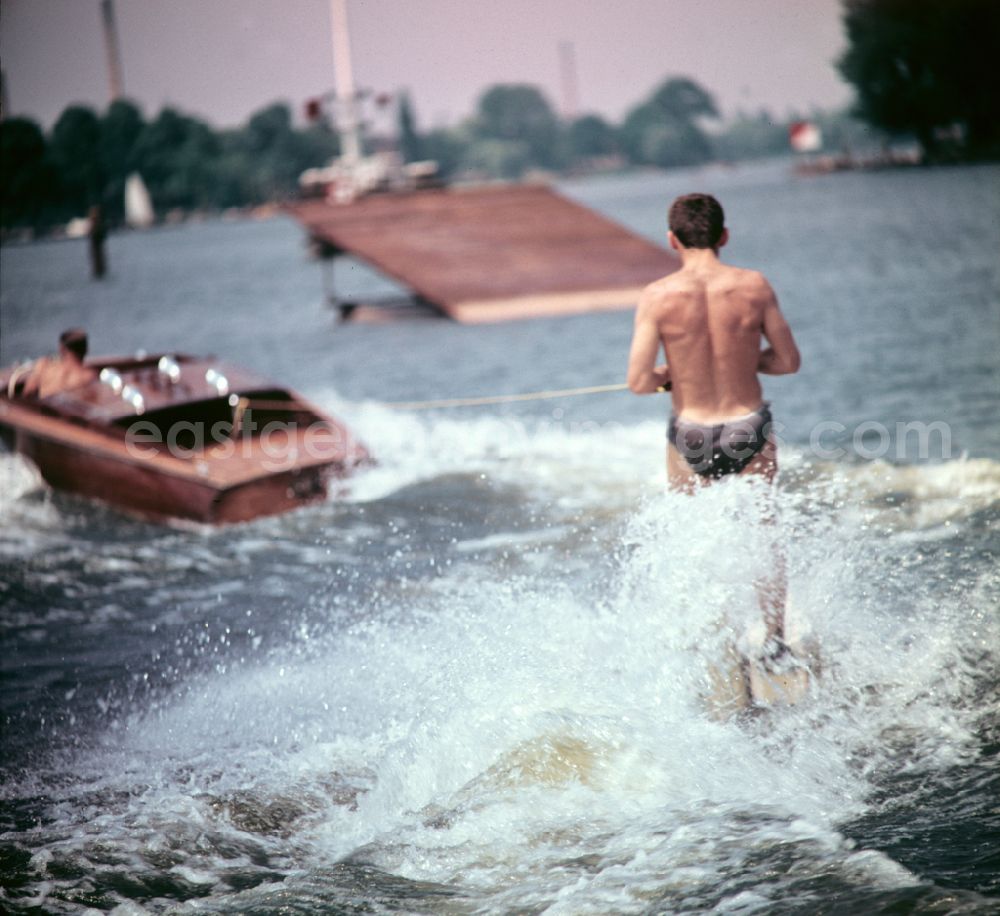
705, 638, 819, 720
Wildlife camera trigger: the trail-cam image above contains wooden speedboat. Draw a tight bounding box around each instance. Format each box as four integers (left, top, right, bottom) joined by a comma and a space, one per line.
0, 352, 370, 524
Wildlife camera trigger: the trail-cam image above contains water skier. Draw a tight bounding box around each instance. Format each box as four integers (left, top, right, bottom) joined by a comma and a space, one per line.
627, 193, 804, 703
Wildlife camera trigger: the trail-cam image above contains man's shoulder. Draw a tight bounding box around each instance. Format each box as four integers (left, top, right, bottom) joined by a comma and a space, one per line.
24, 355, 55, 379
721, 265, 770, 287
712, 266, 775, 307
639, 273, 684, 308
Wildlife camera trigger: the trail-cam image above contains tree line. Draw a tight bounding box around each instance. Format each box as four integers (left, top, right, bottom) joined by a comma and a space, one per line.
0, 77, 864, 235
1, 99, 340, 232
4, 0, 996, 234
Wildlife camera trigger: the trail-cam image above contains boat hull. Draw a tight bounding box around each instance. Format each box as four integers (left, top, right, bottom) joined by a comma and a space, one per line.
8, 422, 337, 524
0, 352, 368, 524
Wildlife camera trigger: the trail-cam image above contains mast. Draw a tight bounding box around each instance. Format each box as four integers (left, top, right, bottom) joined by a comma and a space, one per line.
0, 69, 9, 121
558, 41, 579, 121
100, 0, 125, 102
330, 0, 362, 163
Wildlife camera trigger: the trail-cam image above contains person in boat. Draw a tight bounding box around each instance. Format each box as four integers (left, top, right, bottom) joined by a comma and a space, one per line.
20, 328, 98, 399
626, 193, 801, 652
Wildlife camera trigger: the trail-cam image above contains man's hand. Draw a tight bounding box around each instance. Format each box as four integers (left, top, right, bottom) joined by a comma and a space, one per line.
627, 288, 670, 394
757, 347, 796, 375
758, 288, 801, 376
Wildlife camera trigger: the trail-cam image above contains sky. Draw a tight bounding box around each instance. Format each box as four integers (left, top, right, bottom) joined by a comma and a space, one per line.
1, 0, 852, 131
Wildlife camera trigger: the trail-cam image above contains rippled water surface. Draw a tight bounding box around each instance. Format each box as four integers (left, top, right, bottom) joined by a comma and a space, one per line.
2, 162, 998, 914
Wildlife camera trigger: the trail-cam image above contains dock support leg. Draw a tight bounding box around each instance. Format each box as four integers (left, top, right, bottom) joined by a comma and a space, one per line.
312, 236, 356, 321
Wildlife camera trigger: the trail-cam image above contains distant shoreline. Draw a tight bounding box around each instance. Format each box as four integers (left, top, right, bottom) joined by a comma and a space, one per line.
5, 155, 998, 247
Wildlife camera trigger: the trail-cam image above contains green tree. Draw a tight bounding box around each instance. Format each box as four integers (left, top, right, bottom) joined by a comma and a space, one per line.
233, 101, 338, 202
295, 123, 340, 172
712, 110, 790, 161
813, 108, 890, 155
100, 98, 146, 221
133, 108, 220, 211
460, 138, 531, 180
474, 84, 562, 171
422, 126, 466, 179
245, 103, 302, 198
245, 102, 293, 153
397, 91, 423, 163
209, 134, 256, 208
48, 105, 104, 216
838, 0, 1000, 159
0, 117, 58, 229
620, 77, 718, 168
567, 114, 618, 160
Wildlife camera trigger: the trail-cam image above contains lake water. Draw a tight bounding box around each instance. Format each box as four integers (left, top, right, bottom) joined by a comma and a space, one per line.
1, 161, 998, 914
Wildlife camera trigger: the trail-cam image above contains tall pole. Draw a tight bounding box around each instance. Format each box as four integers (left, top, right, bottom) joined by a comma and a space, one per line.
101, 0, 125, 102
0, 69, 10, 121
330, 0, 361, 163
558, 41, 579, 121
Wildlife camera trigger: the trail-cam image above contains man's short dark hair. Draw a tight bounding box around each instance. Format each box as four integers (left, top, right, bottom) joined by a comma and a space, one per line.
669, 193, 725, 249
59, 328, 88, 361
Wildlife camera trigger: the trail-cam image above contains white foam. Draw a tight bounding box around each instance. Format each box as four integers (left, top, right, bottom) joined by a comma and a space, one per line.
0, 452, 60, 547
824, 455, 1000, 530
5, 408, 998, 911
322, 393, 999, 532
314, 395, 664, 507
33, 475, 988, 910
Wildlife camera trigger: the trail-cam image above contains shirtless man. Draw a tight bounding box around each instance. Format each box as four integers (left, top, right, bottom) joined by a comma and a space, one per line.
627, 193, 801, 647
20, 328, 97, 398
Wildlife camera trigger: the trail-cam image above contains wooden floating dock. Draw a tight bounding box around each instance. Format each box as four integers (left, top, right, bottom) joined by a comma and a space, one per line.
285, 185, 677, 323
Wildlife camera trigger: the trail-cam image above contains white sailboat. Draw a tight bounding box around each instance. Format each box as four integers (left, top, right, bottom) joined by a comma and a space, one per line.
124, 172, 154, 228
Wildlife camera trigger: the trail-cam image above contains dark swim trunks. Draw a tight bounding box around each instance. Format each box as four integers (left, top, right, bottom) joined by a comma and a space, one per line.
668, 403, 773, 479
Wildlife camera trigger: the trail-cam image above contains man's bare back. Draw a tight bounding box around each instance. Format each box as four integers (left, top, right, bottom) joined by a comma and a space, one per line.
644, 262, 778, 419
627, 196, 799, 488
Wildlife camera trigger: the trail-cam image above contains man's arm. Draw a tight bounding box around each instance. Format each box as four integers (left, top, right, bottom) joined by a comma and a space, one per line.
627, 289, 671, 394
757, 283, 801, 376
19, 358, 49, 397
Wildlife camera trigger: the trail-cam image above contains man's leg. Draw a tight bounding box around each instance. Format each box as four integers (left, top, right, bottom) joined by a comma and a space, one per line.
667, 442, 698, 492
740, 440, 785, 643
669, 434, 785, 642
739, 439, 813, 705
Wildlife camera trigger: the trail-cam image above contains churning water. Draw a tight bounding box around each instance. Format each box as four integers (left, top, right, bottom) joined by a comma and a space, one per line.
1, 162, 998, 913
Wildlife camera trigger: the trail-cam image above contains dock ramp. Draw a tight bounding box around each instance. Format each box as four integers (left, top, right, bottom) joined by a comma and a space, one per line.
286, 185, 676, 323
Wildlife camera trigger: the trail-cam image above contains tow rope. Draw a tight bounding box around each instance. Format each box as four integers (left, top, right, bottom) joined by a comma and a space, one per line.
385, 382, 630, 410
